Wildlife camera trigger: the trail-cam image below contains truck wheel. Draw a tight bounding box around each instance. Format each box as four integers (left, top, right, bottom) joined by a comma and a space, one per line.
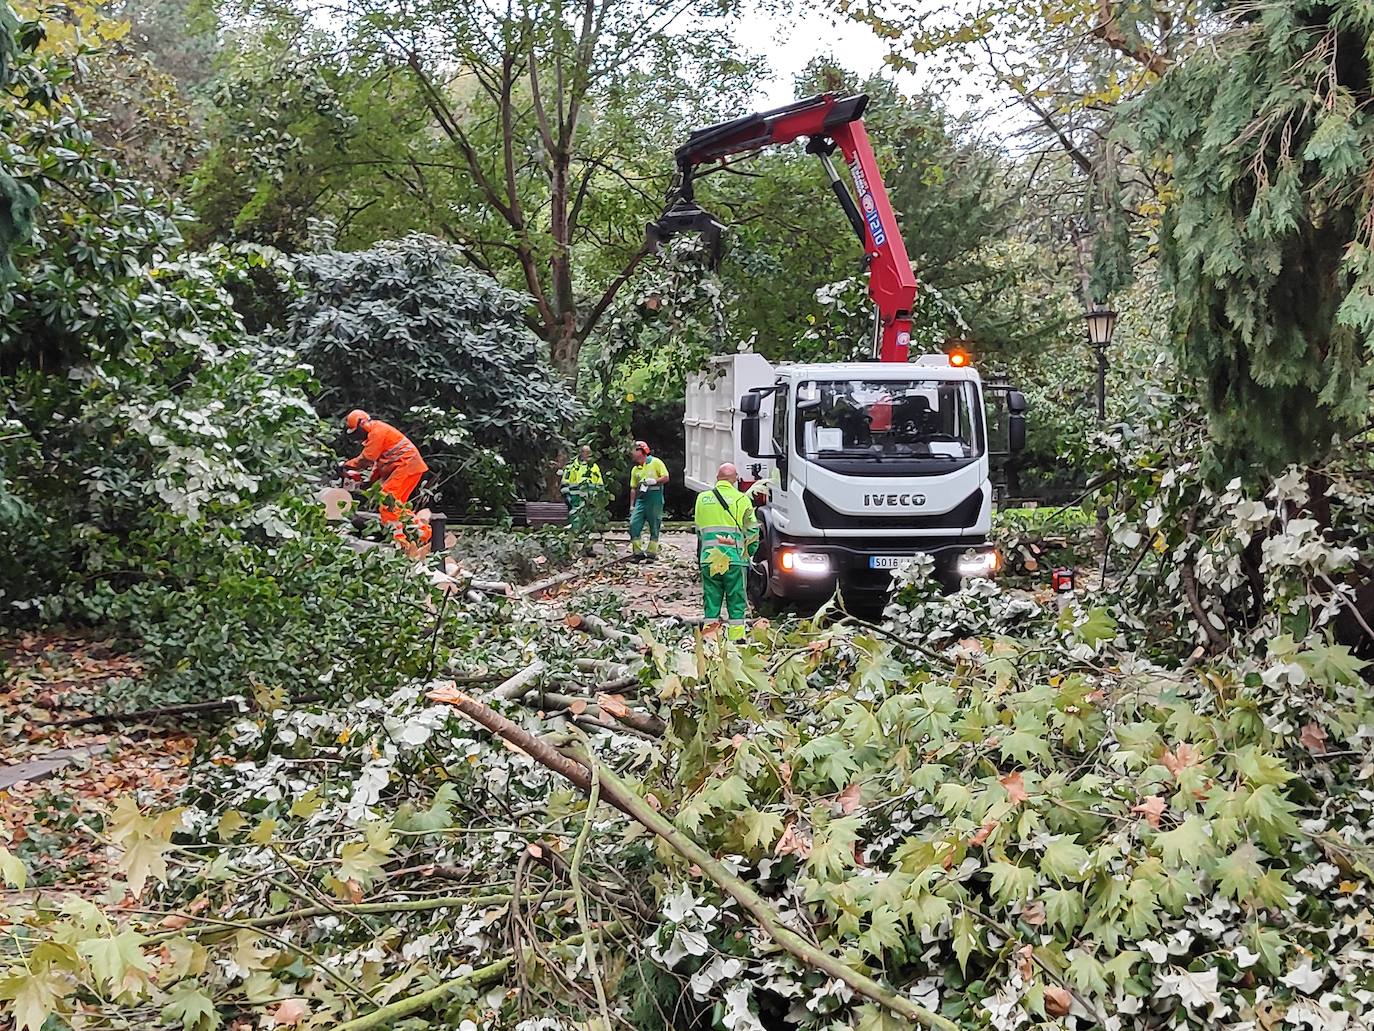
747, 555, 784, 616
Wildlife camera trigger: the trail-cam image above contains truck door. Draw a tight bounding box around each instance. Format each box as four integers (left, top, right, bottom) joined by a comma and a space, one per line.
768, 382, 794, 533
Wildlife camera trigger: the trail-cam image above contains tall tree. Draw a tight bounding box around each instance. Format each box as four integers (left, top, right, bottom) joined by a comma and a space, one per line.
204, 0, 764, 377
1135, 0, 1374, 472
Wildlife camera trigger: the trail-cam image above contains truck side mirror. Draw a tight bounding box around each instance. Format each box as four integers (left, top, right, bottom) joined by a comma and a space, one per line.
739, 392, 762, 415
1008, 413, 1026, 452
1007, 390, 1027, 414
741, 415, 761, 458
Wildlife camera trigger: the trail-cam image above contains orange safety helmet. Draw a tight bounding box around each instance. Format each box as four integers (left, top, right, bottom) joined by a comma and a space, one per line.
345, 409, 371, 433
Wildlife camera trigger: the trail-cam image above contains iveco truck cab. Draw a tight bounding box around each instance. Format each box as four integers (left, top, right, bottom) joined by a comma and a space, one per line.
686, 352, 1026, 606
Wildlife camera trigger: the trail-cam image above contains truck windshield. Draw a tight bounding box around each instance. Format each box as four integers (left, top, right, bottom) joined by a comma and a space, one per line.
796, 379, 983, 463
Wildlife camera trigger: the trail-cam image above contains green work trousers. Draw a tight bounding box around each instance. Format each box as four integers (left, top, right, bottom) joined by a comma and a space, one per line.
702, 564, 747, 640
629, 488, 664, 555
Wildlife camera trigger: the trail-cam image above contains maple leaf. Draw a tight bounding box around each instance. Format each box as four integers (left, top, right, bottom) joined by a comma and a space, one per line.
1000, 771, 1029, 804
1300, 722, 1328, 753
739, 808, 784, 852
1021, 900, 1046, 927
1014, 943, 1034, 980
0, 969, 71, 1031
272, 999, 309, 1026
1044, 985, 1072, 1017
1160, 742, 1201, 777
775, 821, 812, 859
969, 819, 998, 847
107, 796, 185, 899
836, 782, 863, 814
1132, 795, 1167, 828
161, 984, 218, 1031
705, 547, 733, 576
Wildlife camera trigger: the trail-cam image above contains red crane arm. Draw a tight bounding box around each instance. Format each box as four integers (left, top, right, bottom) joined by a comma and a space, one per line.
651, 93, 918, 363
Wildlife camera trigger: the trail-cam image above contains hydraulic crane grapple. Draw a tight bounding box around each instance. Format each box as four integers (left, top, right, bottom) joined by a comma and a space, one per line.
647, 93, 919, 363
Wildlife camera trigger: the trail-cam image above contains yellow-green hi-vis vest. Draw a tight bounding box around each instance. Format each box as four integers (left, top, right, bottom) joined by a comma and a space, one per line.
694, 481, 758, 565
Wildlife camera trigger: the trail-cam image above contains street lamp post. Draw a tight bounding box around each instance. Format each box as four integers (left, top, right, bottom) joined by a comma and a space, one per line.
1083, 302, 1119, 423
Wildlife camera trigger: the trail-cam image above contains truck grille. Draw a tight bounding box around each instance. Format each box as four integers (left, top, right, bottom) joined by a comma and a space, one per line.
802, 488, 984, 530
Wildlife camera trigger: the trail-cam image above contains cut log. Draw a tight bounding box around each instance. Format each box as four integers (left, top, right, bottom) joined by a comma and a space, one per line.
563, 611, 641, 646
490, 660, 547, 701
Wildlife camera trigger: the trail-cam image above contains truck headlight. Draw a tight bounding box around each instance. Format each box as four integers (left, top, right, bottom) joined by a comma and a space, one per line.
780, 550, 831, 575
956, 548, 1002, 580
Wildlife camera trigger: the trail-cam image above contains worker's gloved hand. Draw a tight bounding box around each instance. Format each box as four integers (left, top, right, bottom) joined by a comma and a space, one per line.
642, 477, 658, 487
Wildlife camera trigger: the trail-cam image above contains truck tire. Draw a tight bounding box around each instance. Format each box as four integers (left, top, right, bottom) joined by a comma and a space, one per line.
747, 556, 785, 616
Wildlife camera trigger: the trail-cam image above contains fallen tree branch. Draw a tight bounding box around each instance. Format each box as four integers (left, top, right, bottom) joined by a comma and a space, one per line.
565, 611, 642, 647
517, 556, 620, 597
522, 690, 663, 737
334, 957, 511, 1031
491, 660, 548, 701
425, 687, 613, 812
332, 924, 616, 1031
427, 689, 957, 1030
229, 891, 569, 931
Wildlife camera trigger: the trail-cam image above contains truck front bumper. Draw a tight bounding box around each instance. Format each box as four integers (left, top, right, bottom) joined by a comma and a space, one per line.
771, 533, 995, 597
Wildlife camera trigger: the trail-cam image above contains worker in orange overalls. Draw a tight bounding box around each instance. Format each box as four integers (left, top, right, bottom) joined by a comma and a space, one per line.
341, 410, 431, 547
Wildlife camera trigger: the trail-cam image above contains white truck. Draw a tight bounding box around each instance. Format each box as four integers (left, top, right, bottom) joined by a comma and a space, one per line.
685, 353, 1026, 606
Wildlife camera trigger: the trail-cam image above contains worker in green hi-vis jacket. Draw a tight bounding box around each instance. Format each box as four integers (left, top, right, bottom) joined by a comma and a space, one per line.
627, 440, 668, 562
694, 462, 758, 640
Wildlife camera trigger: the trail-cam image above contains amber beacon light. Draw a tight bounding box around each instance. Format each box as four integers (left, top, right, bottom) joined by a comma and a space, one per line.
945, 340, 973, 367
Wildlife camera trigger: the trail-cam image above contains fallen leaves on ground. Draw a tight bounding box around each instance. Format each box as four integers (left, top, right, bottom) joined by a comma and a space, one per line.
0, 633, 191, 893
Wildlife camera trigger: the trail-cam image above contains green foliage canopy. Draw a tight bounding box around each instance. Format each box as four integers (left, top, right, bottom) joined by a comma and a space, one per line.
283, 235, 579, 511
1136, 0, 1374, 473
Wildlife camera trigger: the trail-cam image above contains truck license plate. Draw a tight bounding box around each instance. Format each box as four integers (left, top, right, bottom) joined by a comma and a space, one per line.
869, 556, 912, 570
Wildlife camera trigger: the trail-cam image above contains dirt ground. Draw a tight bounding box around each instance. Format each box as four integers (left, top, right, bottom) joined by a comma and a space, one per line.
527, 530, 705, 621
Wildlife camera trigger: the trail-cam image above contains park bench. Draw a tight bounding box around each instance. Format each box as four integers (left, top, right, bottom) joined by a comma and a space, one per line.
510, 500, 570, 527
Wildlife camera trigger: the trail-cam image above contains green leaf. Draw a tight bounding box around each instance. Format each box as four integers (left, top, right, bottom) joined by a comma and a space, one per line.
1153, 813, 1212, 867
808, 815, 861, 880
289, 788, 326, 820
1233, 746, 1293, 787
1044, 887, 1085, 932
0, 846, 26, 890
1060, 605, 1116, 646
1040, 837, 1091, 883
107, 796, 184, 899
1247, 924, 1285, 975
708, 774, 751, 812
1103, 950, 1141, 986
999, 727, 1051, 767
161, 984, 219, 1031
1243, 784, 1301, 850
1300, 640, 1368, 687
952, 909, 980, 972
794, 735, 858, 791
987, 861, 1036, 904
0, 968, 70, 1031
78, 931, 153, 1001
1215, 843, 1263, 901
739, 808, 784, 852
935, 782, 973, 815
852, 636, 904, 693
859, 905, 905, 957
216, 811, 247, 842
393, 783, 458, 835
